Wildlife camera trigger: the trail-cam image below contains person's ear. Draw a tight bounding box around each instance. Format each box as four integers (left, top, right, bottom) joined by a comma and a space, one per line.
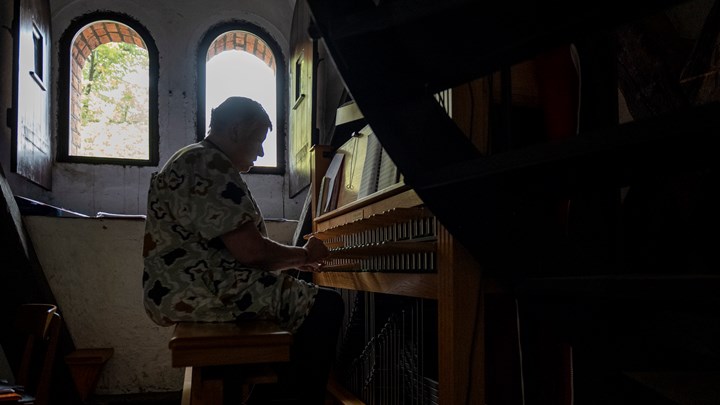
230, 124, 244, 143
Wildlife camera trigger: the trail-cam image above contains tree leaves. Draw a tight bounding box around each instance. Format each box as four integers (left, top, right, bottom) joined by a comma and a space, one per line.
76, 41, 150, 159
81, 42, 149, 126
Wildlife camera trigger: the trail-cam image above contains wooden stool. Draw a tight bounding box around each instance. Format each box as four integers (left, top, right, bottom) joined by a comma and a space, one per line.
169, 321, 292, 405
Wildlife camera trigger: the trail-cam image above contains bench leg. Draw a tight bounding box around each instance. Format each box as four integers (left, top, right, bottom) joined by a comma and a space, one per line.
182, 367, 223, 405
181, 364, 281, 404
181, 368, 192, 405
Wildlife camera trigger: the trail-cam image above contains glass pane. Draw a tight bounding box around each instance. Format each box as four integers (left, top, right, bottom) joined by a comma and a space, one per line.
206, 47, 277, 168
71, 24, 150, 160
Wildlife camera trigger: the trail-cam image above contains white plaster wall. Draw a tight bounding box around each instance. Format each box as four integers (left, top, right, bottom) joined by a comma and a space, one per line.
24, 215, 298, 394
4, 0, 307, 219
24, 216, 179, 394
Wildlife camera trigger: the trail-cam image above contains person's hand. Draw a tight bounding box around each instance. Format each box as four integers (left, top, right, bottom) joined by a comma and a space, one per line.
300, 236, 329, 272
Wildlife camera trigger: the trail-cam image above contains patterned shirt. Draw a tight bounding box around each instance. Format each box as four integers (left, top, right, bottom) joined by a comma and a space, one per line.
142, 140, 317, 332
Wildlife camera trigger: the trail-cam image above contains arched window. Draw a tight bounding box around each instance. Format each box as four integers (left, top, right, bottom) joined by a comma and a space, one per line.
198, 23, 285, 173
58, 13, 158, 165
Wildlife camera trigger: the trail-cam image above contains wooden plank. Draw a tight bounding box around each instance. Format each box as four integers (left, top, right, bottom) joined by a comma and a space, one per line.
314, 186, 422, 233
313, 272, 436, 300
415, 101, 720, 267
169, 321, 292, 367
170, 321, 292, 348
361, 188, 423, 218
191, 368, 223, 405
308, 0, 691, 96
13, 0, 52, 188
326, 375, 365, 405
64, 348, 113, 364
171, 345, 290, 368
64, 348, 114, 402
311, 145, 334, 232
313, 207, 431, 239
181, 368, 192, 405
0, 168, 81, 403
288, 1, 315, 196
436, 225, 484, 405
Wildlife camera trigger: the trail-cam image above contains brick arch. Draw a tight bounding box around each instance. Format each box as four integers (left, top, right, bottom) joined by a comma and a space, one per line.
206, 30, 276, 74
72, 21, 146, 70
69, 21, 147, 155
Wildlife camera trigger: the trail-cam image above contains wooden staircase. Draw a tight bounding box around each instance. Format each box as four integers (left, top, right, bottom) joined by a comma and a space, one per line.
304, 2, 720, 403
304, 0, 719, 273
0, 167, 82, 403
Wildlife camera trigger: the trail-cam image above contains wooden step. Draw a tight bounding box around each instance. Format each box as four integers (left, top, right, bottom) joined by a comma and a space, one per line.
64, 348, 114, 402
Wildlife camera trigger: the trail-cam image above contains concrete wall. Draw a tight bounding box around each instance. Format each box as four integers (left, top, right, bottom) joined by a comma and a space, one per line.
1, 0, 307, 219
23, 215, 298, 394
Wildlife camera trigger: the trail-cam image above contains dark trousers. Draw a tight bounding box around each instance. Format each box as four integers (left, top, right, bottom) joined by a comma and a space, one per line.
247, 287, 344, 404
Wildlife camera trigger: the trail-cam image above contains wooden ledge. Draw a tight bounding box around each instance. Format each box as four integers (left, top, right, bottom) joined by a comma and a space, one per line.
65, 348, 114, 402
65, 348, 114, 365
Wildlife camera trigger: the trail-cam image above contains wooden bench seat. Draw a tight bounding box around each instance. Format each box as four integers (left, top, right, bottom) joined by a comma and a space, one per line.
169, 321, 293, 405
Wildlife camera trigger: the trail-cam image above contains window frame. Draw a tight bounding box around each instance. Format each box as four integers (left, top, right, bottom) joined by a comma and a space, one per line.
197, 21, 287, 175
57, 12, 159, 166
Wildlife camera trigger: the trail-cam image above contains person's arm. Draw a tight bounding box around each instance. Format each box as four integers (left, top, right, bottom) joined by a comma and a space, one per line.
220, 221, 329, 272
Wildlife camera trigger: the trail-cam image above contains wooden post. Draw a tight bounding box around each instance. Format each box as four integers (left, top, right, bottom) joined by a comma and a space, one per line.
437, 225, 484, 404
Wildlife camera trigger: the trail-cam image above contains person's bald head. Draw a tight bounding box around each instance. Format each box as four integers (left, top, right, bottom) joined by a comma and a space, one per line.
208, 96, 272, 142
206, 97, 272, 172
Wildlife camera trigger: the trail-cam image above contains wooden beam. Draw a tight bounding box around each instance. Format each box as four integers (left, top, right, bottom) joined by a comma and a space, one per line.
437, 225, 484, 404
0, 165, 80, 402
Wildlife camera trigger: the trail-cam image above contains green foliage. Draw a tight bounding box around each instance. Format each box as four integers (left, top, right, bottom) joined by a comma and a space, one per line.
80, 42, 149, 126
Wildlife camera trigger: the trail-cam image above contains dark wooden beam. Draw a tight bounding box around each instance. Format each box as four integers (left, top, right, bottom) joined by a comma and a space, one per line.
309, 0, 693, 97
416, 101, 720, 269
306, 0, 709, 270
0, 166, 81, 402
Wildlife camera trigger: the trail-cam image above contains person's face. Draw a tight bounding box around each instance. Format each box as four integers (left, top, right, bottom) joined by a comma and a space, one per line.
234, 123, 268, 172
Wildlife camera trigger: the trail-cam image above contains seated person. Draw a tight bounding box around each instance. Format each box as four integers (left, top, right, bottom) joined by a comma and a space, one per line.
142, 96, 343, 404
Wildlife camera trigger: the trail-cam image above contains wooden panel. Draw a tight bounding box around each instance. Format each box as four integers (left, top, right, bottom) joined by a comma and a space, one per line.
64, 348, 113, 402
191, 368, 223, 405
452, 77, 492, 155
361, 187, 422, 217
313, 272, 436, 299
13, 0, 51, 189
314, 185, 421, 232
437, 226, 484, 405
326, 376, 365, 405
288, 1, 315, 197
0, 171, 83, 403
172, 345, 291, 368
170, 321, 292, 349
311, 145, 334, 230
181, 367, 192, 405
314, 206, 431, 240
169, 321, 292, 368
